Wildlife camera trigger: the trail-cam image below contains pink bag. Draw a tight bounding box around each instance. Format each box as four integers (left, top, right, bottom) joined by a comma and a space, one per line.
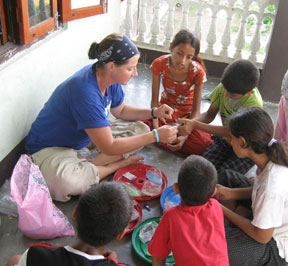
10, 154, 75, 239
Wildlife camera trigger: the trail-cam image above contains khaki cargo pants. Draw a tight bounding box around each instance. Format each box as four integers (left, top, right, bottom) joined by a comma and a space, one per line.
31, 120, 150, 202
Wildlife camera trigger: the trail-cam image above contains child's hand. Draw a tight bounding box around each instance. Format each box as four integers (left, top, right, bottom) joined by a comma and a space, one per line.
214, 184, 233, 201
103, 250, 119, 263
167, 135, 188, 151
177, 118, 195, 136
154, 104, 174, 119
157, 125, 178, 144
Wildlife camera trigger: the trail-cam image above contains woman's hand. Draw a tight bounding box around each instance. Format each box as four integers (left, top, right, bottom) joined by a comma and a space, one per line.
154, 104, 173, 119
167, 135, 188, 151
177, 118, 195, 136
157, 125, 178, 144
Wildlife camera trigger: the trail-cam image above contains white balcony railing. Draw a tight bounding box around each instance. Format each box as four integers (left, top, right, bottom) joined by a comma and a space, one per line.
121, 0, 278, 68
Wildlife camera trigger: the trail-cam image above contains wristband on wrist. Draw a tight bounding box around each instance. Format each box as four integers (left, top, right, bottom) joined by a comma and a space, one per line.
152, 129, 159, 143
151, 107, 157, 119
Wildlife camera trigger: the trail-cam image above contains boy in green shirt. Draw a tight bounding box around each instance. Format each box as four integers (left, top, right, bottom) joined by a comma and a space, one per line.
178, 59, 263, 174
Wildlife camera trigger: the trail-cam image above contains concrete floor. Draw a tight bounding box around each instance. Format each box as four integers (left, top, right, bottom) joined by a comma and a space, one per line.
0, 63, 279, 266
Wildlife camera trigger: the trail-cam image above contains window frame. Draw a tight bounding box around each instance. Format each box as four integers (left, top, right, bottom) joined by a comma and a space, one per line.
0, 0, 8, 44
60, 0, 107, 23
1, 0, 107, 46
17, 0, 58, 45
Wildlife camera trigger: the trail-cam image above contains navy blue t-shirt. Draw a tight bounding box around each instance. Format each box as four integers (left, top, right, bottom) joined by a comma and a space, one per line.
23, 244, 129, 266
25, 64, 124, 154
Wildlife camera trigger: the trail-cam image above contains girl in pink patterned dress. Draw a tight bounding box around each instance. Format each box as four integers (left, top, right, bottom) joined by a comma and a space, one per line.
144, 29, 212, 156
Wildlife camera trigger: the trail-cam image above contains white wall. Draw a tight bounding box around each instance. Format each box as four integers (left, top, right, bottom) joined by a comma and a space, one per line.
0, 1, 121, 160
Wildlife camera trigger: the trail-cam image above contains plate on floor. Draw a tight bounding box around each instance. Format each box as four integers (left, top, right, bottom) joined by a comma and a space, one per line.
132, 217, 175, 264
124, 200, 142, 235
113, 164, 167, 201
160, 185, 181, 211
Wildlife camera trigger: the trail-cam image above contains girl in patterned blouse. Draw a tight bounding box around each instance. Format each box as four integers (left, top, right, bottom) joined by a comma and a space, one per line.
144, 29, 213, 156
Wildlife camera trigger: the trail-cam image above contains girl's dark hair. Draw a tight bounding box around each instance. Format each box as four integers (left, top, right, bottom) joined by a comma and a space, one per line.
171, 29, 206, 72
88, 33, 129, 70
229, 107, 288, 167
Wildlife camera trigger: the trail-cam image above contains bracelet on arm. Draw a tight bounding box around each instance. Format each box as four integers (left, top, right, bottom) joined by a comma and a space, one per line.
152, 129, 160, 143
151, 107, 157, 119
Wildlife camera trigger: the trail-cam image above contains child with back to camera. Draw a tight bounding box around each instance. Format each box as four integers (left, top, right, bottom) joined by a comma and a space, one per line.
178, 59, 263, 174
6, 182, 132, 266
148, 155, 229, 266
215, 107, 288, 266
275, 69, 288, 143
143, 29, 213, 156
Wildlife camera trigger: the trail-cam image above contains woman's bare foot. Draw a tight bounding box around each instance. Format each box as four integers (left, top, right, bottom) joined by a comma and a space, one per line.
122, 155, 144, 167
98, 155, 144, 180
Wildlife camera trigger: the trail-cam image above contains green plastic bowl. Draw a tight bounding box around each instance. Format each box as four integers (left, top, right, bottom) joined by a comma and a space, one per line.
132, 217, 175, 264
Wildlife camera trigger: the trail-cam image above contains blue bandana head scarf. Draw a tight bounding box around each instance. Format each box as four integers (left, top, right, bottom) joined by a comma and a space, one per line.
98, 35, 139, 64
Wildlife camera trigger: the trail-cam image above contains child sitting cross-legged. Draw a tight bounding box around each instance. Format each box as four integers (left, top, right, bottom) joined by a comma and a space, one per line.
216, 107, 288, 266
148, 155, 229, 266
178, 59, 263, 175
143, 29, 213, 157
6, 182, 132, 266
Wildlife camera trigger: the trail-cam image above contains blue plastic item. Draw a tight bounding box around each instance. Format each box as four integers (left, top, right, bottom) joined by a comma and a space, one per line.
160, 185, 181, 211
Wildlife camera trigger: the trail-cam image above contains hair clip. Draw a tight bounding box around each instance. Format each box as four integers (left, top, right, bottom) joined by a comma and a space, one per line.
267, 138, 277, 147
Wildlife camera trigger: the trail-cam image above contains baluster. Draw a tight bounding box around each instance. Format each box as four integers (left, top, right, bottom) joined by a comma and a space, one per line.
264, 0, 276, 56
194, 4, 203, 39
234, 0, 249, 59
233, 17, 246, 59
124, 0, 133, 38
248, 0, 265, 63
180, 1, 189, 30
248, 0, 266, 62
264, 16, 273, 56
258, 0, 279, 59
220, 0, 234, 57
150, 0, 161, 44
206, 0, 220, 55
137, 0, 148, 42
248, 18, 260, 62
220, 8, 232, 57
164, 0, 175, 46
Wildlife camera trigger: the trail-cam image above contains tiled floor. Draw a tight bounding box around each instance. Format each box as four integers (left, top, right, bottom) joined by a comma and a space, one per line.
0, 63, 279, 266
